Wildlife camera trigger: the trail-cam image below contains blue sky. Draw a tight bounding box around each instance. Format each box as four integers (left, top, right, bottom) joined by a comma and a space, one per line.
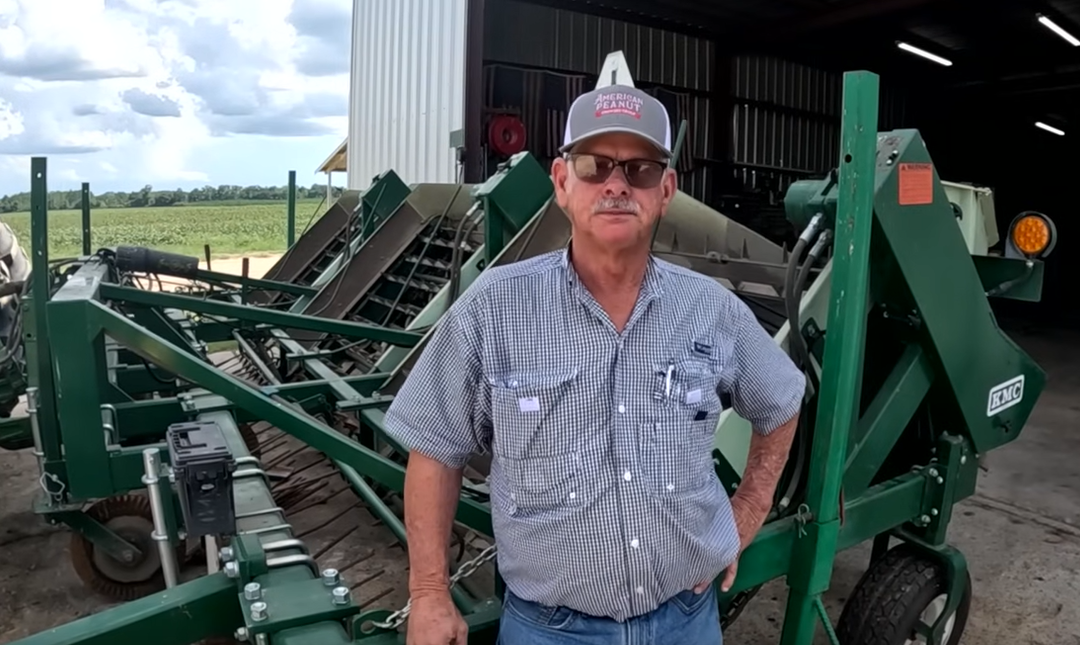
0, 0, 352, 196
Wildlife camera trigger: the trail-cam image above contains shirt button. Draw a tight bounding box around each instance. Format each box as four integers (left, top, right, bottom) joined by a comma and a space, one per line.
630, 539, 639, 548
624, 471, 632, 481
635, 586, 644, 595
666, 484, 674, 491
569, 492, 576, 500
618, 404, 626, 413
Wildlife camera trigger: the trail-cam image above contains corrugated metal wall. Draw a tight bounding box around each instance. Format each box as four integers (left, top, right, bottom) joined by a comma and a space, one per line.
481, 0, 908, 220
347, 0, 469, 189
729, 55, 908, 194
482, 0, 716, 201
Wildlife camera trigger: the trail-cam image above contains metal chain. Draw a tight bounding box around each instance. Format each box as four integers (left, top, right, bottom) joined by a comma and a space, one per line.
370, 544, 498, 631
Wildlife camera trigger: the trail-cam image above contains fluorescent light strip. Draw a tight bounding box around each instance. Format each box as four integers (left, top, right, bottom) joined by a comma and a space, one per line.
1037, 14, 1080, 46
1035, 121, 1065, 136
896, 41, 953, 66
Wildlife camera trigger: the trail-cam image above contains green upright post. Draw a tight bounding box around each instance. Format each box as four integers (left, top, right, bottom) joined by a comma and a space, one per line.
778, 71, 879, 645
28, 158, 63, 481
287, 170, 297, 248
81, 182, 91, 256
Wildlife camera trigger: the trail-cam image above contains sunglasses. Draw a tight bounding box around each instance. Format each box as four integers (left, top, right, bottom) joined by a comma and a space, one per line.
567, 153, 667, 189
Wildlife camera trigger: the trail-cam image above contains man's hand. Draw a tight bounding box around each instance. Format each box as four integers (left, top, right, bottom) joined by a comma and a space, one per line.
717, 491, 771, 591
693, 492, 773, 593
406, 593, 468, 645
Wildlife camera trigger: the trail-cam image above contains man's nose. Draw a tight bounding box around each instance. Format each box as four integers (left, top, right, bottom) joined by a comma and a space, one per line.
603, 166, 632, 194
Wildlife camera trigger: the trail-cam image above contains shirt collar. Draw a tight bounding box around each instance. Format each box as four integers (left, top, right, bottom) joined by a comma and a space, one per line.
559, 241, 666, 299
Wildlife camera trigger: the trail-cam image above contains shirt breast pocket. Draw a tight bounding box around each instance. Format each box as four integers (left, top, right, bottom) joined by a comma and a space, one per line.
489, 369, 583, 512
641, 358, 723, 496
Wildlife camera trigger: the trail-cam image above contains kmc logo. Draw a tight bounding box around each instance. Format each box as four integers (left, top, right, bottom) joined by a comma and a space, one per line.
986, 375, 1025, 417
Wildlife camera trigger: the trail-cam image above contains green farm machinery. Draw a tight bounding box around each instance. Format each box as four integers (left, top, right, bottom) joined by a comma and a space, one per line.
0, 69, 1056, 645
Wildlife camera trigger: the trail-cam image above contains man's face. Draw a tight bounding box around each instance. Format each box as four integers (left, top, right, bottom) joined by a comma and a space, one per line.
551, 132, 677, 252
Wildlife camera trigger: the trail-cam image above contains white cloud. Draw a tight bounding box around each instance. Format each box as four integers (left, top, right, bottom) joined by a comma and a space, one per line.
0, 0, 352, 195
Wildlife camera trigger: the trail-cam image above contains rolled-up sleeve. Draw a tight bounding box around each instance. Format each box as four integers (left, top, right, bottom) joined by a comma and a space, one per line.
721, 297, 806, 435
383, 294, 491, 469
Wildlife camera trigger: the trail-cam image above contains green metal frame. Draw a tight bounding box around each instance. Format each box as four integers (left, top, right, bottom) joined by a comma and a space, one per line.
5, 70, 1050, 645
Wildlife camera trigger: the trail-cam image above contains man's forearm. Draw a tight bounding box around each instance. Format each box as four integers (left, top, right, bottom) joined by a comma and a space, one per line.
403, 451, 464, 597
736, 413, 799, 519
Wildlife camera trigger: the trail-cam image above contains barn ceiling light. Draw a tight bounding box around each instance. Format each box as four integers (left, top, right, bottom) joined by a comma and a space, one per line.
1037, 14, 1080, 46
895, 41, 952, 66
1035, 121, 1065, 136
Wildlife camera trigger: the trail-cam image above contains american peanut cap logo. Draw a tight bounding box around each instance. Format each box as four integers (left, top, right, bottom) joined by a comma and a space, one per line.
561, 84, 673, 156
594, 91, 643, 119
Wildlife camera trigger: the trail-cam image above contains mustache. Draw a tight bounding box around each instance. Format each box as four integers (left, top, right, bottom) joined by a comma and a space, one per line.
592, 196, 641, 214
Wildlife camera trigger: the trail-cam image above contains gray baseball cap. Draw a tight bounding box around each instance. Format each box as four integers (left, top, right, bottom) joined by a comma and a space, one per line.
560, 84, 673, 159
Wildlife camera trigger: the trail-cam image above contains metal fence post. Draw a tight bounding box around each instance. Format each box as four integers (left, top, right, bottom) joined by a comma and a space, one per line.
287, 170, 297, 248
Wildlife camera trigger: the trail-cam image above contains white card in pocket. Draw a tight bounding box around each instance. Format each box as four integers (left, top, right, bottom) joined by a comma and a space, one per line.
685, 389, 702, 405
518, 396, 540, 412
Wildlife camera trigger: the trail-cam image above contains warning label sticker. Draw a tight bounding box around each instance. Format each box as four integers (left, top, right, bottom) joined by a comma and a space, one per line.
898, 162, 934, 205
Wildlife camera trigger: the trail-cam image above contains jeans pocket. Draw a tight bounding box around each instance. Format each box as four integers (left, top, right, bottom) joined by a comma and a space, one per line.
503, 592, 579, 631
670, 586, 714, 616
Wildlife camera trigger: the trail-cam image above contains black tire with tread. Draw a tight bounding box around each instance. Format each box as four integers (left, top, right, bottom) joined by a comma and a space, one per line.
69, 494, 177, 601
836, 542, 971, 645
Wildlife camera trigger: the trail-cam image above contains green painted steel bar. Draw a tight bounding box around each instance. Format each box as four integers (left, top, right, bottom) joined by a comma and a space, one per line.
353, 599, 504, 644
81, 182, 91, 256
269, 328, 368, 404
46, 267, 118, 498
192, 267, 319, 297
259, 372, 386, 399
718, 469, 926, 598
90, 299, 493, 535
102, 372, 389, 444
843, 344, 935, 497
28, 158, 63, 473
190, 405, 354, 642
98, 284, 424, 347
779, 70, 879, 645
287, 169, 297, 247
9, 573, 241, 645
339, 462, 478, 613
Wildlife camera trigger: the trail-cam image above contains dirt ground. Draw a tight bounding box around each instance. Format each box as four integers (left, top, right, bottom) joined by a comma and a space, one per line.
198, 253, 283, 279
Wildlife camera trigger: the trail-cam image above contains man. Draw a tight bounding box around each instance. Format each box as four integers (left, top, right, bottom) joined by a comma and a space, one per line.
385, 83, 806, 645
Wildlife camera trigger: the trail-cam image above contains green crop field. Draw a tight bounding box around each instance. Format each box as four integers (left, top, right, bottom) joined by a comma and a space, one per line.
0, 199, 329, 259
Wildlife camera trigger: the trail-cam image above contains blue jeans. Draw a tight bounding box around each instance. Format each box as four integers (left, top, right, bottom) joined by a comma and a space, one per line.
496, 585, 722, 645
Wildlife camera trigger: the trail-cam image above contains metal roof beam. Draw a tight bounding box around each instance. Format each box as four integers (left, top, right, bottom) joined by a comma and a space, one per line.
513, 0, 728, 37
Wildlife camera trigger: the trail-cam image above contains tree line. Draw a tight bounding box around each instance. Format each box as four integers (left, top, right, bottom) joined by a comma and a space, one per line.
0, 183, 344, 213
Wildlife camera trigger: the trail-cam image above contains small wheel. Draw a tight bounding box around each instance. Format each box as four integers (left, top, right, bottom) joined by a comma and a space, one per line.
69, 495, 173, 601
836, 543, 971, 645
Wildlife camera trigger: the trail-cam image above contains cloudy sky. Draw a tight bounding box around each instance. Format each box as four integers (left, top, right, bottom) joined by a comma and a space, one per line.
0, 0, 352, 196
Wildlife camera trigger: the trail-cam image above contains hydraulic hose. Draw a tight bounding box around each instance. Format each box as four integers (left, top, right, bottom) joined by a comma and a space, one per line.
784, 213, 824, 374
793, 228, 834, 394
773, 214, 828, 520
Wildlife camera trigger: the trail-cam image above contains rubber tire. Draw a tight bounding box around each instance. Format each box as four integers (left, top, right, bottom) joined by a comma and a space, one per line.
836, 543, 971, 645
69, 495, 169, 601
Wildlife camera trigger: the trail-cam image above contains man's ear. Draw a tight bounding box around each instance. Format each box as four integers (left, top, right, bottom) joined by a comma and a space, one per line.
551, 157, 570, 208
659, 168, 678, 215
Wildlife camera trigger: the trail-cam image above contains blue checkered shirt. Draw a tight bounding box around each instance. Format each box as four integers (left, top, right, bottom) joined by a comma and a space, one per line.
385, 249, 805, 622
